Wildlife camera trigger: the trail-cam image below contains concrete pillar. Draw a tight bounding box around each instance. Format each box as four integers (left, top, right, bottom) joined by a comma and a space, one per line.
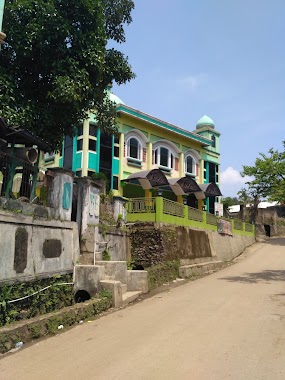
76, 178, 101, 256
179, 152, 184, 177
147, 142, 153, 170
46, 168, 74, 221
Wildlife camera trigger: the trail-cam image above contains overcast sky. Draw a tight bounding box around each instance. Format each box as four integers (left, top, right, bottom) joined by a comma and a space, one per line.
112, 0, 285, 197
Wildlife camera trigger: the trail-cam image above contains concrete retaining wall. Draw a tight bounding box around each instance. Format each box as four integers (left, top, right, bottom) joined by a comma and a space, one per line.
211, 233, 256, 261
99, 230, 131, 261
0, 210, 80, 284
130, 223, 255, 266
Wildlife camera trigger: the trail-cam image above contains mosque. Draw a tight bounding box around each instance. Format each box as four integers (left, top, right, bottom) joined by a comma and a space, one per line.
42, 87, 221, 213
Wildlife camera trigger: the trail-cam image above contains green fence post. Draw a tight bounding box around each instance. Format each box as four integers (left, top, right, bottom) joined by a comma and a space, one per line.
183, 205, 188, 226
155, 197, 163, 223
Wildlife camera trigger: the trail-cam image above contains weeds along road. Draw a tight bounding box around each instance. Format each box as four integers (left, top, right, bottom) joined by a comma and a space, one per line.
1, 238, 285, 380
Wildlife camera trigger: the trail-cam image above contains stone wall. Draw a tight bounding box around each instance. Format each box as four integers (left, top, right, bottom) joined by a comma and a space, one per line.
255, 206, 285, 237
130, 222, 255, 267
0, 210, 80, 284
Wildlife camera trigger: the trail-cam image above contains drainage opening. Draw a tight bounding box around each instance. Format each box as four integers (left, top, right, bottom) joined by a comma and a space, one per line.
264, 224, 271, 237
74, 290, 91, 303
132, 264, 144, 270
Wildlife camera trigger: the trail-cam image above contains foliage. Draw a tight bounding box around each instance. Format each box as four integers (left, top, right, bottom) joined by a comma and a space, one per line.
241, 142, 285, 204
0, 296, 113, 353
221, 197, 240, 209
1, 0, 135, 149
91, 172, 108, 182
97, 289, 112, 299
147, 261, 180, 291
0, 274, 74, 326
102, 249, 111, 261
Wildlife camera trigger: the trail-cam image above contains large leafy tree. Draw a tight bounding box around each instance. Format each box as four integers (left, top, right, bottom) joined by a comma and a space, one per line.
0, 0, 135, 149
241, 142, 285, 204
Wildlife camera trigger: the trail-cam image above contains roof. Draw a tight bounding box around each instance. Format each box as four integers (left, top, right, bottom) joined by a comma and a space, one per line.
196, 115, 215, 129
116, 105, 213, 147
0, 118, 51, 151
109, 92, 125, 105
199, 183, 223, 197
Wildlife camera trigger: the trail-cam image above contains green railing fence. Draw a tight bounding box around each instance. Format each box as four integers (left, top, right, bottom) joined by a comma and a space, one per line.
127, 197, 255, 237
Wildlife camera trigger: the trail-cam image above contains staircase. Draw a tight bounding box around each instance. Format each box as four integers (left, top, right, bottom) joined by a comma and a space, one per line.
74, 255, 148, 308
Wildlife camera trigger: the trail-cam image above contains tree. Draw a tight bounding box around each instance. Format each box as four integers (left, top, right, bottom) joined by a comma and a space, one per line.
237, 187, 259, 223
221, 197, 240, 209
241, 142, 285, 204
0, 0, 135, 149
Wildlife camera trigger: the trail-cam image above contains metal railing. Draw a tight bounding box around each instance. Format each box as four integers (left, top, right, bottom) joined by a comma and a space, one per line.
126, 197, 255, 236
206, 212, 217, 226
234, 219, 243, 231
127, 197, 156, 213
245, 223, 254, 232
188, 206, 203, 222
0, 152, 38, 200
162, 198, 184, 218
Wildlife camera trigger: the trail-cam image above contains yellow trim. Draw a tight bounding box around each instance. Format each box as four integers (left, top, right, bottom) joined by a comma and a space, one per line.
147, 142, 152, 170
179, 152, 184, 177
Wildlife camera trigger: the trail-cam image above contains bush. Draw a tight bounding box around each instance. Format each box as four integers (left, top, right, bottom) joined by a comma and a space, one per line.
0, 274, 74, 327
147, 261, 180, 291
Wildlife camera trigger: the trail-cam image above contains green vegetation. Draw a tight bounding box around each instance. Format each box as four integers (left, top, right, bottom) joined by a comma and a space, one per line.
1, 0, 135, 149
241, 142, 285, 204
0, 274, 74, 327
102, 250, 111, 261
147, 261, 180, 291
0, 296, 112, 354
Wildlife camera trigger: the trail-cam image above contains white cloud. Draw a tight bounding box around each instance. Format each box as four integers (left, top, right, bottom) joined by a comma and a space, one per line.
176, 74, 208, 91
220, 166, 252, 197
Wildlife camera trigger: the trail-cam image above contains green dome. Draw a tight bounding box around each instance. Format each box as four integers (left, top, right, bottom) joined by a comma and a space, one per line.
109, 92, 125, 105
196, 115, 215, 129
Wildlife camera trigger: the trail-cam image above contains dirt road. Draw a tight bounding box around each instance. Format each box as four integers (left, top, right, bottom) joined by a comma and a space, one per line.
1, 238, 285, 379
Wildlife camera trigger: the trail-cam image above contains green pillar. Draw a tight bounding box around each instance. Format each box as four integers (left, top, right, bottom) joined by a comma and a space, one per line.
155, 197, 163, 223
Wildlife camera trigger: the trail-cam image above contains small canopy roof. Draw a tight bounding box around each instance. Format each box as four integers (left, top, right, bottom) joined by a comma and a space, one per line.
124, 169, 169, 190
168, 176, 202, 196
199, 183, 222, 197
0, 118, 51, 151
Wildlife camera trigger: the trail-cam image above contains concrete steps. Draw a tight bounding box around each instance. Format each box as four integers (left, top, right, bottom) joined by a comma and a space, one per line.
122, 291, 142, 306
74, 260, 148, 308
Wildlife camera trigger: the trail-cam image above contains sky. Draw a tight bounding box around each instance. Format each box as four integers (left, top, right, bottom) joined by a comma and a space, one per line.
113, 0, 285, 198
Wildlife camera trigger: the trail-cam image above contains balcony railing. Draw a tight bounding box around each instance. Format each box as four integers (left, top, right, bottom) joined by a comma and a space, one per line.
127, 197, 156, 213
163, 198, 184, 218
234, 219, 243, 231
206, 213, 217, 226
188, 206, 203, 222
126, 197, 255, 237
245, 223, 254, 232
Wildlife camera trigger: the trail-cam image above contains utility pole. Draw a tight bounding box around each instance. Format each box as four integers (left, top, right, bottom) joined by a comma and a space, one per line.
0, 0, 6, 44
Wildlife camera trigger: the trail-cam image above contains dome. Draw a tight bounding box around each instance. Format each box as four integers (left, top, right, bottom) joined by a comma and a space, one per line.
109, 92, 125, 105
196, 115, 215, 129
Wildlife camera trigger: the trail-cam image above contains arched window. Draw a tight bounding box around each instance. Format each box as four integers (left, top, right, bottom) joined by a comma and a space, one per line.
185, 155, 194, 174
184, 149, 201, 176
185, 154, 196, 175
211, 135, 216, 148
127, 137, 142, 161
154, 146, 174, 169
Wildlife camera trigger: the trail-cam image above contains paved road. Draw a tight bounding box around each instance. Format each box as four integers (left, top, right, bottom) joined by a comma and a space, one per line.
1, 238, 285, 380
